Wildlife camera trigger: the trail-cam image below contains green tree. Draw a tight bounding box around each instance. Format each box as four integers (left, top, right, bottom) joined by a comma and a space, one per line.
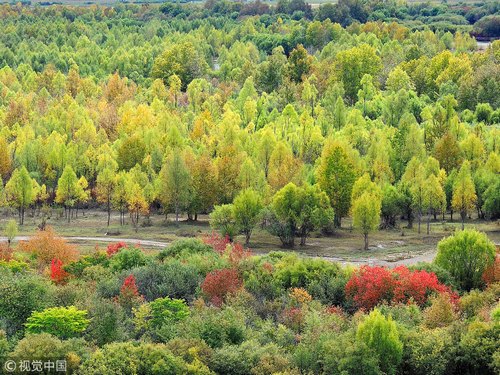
356, 309, 403, 375
233, 189, 263, 245
452, 161, 477, 230
159, 153, 191, 223
435, 229, 496, 291
209, 204, 238, 241
4, 219, 18, 248
25, 306, 90, 339
55, 165, 81, 223
96, 167, 117, 227
5, 167, 35, 225
316, 140, 357, 228
152, 42, 208, 90
423, 174, 446, 234
352, 192, 381, 251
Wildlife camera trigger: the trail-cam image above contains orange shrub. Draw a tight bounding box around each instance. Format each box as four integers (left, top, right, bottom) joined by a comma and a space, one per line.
19, 227, 78, 268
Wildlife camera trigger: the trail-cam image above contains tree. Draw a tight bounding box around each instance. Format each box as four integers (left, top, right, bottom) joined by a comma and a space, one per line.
201, 268, 242, 307
116, 136, 146, 171
55, 165, 81, 223
435, 229, 496, 291
287, 44, 312, 83
127, 181, 148, 232
25, 306, 90, 339
0, 136, 11, 180
96, 167, 117, 226
159, 153, 191, 222
233, 189, 263, 245
209, 204, 237, 241
335, 44, 382, 103
152, 42, 208, 90
423, 174, 446, 234
356, 309, 403, 375
482, 175, 500, 219
5, 167, 35, 225
112, 172, 129, 226
352, 192, 381, 251
452, 161, 477, 230
268, 183, 333, 247
316, 140, 357, 228
401, 157, 425, 233
4, 219, 17, 248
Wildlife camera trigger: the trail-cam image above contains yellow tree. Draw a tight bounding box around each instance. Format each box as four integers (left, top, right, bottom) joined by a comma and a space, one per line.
352, 192, 381, 251
452, 161, 477, 230
127, 181, 148, 233
423, 175, 446, 234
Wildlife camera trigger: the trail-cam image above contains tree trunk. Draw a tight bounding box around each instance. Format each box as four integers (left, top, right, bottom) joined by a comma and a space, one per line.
245, 232, 251, 246
427, 212, 431, 235
364, 233, 369, 251
417, 211, 421, 234
461, 211, 465, 230
107, 200, 111, 227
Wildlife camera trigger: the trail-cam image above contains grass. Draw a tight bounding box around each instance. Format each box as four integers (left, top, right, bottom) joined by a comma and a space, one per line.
1, 207, 498, 263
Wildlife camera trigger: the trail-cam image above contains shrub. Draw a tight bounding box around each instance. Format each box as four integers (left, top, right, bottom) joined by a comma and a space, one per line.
402, 327, 456, 375
106, 241, 127, 257
0, 269, 54, 336
345, 265, 454, 311
116, 275, 143, 312
458, 321, 500, 374
64, 252, 109, 278
132, 261, 202, 301
201, 268, 243, 306
109, 246, 147, 272
158, 238, 213, 260
51, 258, 70, 284
0, 259, 29, 273
78, 342, 187, 375
423, 293, 457, 329
81, 297, 130, 346
25, 306, 90, 339
356, 309, 403, 375
409, 262, 457, 289
19, 227, 78, 269
8, 333, 89, 373
435, 229, 496, 291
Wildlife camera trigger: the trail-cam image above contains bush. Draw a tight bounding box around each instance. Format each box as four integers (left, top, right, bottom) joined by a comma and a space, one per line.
356, 309, 403, 375
201, 268, 242, 306
19, 227, 78, 269
158, 238, 213, 260
81, 297, 130, 346
8, 333, 89, 373
109, 246, 148, 272
78, 342, 187, 375
25, 306, 90, 339
0, 269, 54, 336
409, 262, 457, 290
435, 229, 496, 291
132, 261, 202, 302
402, 327, 456, 375
345, 265, 452, 311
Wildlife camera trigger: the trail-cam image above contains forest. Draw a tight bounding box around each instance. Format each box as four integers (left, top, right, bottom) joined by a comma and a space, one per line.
0, 1, 499, 374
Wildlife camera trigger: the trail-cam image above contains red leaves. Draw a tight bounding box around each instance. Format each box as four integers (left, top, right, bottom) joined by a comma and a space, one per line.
345, 265, 454, 311
201, 268, 242, 307
117, 274, 143, 310
106, 241, 127, 257
202, 232, 231, 254
50, 258, 69, 284
482, 254, 500, 285
202, 232, 251, 265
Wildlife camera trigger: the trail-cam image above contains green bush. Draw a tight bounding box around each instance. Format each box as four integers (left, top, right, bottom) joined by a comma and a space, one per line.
0, 269, 54, 336
78, 342, 187, 375
158, 238, 213, 260
109, 247, 148, 272
8, 333, 89, 373
435, 229, 496, 291
25, 306, 90, 339
356, 309, 403, 375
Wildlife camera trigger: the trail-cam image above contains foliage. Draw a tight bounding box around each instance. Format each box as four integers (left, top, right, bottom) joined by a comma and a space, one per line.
25, 306, 90, 339
356, 308, 403, 375
109, 246, 148, 272
435, 229, 496, 291
201, 268, 243, 307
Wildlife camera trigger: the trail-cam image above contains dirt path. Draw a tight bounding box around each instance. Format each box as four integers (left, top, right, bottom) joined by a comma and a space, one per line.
2, 235, 436, 266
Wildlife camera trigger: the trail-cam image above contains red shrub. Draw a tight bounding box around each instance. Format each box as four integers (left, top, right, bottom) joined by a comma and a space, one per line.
116, 274, 143, 310
50, 258, 69, 284
106, 242, 127, 257
0, 243, 13, 261
345, 266, 396, 310
201, 268, 242, 307
345, 265, 454, 311
202, 232, 230, 254
482, 254, 500, 285
228, 242, 252, 265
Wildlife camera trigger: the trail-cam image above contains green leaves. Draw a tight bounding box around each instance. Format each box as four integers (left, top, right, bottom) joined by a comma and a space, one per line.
25, 306, 90, 339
